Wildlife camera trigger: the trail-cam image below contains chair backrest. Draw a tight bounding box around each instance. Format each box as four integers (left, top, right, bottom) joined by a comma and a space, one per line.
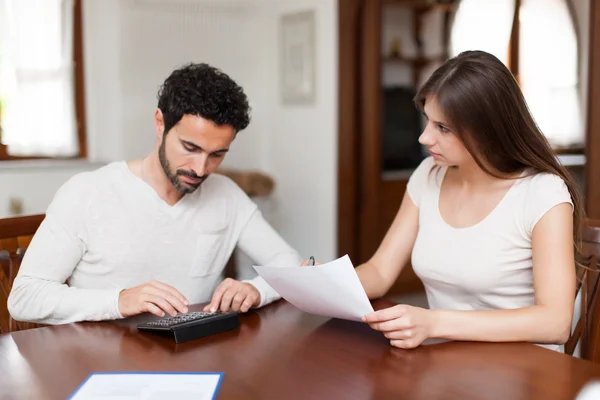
566, 219, 600, 361
0, 214, 45, 334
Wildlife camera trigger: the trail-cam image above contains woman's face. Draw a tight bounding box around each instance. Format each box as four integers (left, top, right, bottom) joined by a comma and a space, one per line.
418, 96, 474, 168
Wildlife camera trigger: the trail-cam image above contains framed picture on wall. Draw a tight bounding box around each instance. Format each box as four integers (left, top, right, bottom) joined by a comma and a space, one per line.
280, 10, 316, 104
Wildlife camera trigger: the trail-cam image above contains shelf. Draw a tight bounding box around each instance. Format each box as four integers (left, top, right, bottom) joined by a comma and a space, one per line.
381, 169, 415, 181
383, 0, 458, 13
382, 55, 446, 66
552, 143, 585, 155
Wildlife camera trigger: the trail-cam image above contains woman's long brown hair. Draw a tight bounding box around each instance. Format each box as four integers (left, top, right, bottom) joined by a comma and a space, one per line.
414, 50, 584, 259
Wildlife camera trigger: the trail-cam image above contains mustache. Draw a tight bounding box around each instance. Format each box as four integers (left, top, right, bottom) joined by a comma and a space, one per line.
177, 169, 207, 181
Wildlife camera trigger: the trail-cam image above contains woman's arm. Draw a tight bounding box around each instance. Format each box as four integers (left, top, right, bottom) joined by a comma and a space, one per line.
356, 191, 420, 300
430, 202, 576, 344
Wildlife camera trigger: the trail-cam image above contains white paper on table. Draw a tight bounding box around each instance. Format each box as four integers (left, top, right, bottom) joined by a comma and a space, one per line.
68, 372, 223, 400
253, 254, 374, 321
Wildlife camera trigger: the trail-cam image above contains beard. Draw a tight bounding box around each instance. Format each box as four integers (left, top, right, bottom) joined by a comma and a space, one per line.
158, 137, 207, 194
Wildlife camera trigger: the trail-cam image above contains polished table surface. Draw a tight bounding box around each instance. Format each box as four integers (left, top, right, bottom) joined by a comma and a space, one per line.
2, 299, 600, 400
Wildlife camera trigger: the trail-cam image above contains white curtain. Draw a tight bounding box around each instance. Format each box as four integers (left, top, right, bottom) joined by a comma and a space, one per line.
0, 0, 78, 157
519, 0, 582, 147
449, 0, 516, 66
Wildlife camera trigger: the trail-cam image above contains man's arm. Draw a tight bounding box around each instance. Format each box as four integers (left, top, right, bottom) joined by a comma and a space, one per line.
7, 215, 123, 325
9, 173, 190, 324
7, 175, 123, 325
203, 176, 303, 313
238, 210, 303, 307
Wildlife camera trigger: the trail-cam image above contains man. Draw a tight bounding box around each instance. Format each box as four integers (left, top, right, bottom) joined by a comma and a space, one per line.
8, 63, 301, 324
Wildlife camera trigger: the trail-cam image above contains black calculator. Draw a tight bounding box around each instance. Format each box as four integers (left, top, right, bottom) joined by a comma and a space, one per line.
137, 311, 240, 344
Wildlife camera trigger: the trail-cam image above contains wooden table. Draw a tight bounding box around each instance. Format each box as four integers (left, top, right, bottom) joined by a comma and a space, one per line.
2, 299, 600, 399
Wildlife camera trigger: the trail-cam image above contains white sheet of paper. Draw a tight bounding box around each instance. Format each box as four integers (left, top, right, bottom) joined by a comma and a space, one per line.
69, 372, 222, 400
253, 254, 374, 321
577, 382, 600, 400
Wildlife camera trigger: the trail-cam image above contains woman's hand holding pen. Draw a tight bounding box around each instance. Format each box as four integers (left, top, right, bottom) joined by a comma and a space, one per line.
362, 304, 434, 349
301, 256, 322, 266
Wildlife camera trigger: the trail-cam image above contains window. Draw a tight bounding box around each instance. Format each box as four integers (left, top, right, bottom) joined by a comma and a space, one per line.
0, 0, 86, 160
450, 0, 583, 149
450, 0, 516, 66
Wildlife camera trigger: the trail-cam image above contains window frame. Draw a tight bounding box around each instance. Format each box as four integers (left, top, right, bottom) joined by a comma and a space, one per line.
0, 0, 87, 161
507, 0, 583, 154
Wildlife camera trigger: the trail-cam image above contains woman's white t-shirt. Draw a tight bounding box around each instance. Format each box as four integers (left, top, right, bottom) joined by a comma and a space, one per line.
407, 156, 573, 352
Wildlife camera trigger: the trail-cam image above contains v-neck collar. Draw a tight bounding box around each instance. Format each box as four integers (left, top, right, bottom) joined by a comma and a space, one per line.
119, 161, 200, 218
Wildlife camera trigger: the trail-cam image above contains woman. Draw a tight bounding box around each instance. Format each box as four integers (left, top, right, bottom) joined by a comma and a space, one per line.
358, 50, 582, 351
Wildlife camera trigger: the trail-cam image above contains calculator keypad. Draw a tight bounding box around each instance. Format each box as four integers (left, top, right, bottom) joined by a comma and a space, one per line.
143, 312, 217, 327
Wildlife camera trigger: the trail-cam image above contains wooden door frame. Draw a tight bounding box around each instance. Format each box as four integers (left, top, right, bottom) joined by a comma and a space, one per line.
337, 0, 382, 264
358, 0, 382, 263
337, 0, 361, 262
586, 0, 600, 218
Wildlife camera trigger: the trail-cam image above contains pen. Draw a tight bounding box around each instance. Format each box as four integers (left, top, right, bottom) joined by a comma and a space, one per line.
308, 256, 315, 266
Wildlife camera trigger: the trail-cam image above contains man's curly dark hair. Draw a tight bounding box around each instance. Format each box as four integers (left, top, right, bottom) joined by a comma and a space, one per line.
157, 63, 251, 136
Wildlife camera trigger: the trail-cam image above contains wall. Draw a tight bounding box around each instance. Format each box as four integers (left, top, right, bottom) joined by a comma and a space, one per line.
260, 0, 338, 264
0, 0, 339, 272
0, 161, 101, 217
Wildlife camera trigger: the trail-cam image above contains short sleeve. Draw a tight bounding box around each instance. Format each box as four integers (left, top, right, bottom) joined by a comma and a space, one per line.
525, 173, 574, 234
406, 156, 437, 208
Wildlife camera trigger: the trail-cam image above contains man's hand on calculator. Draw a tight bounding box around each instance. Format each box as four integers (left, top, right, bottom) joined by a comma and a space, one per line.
203, 278, 260, 313
118, 280, 189, 318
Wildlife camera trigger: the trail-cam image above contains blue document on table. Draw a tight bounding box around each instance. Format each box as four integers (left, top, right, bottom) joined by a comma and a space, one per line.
68, 372, 223, 400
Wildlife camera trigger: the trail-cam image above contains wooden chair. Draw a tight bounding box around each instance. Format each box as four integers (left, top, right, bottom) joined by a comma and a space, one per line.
0, 214, 45, 334
565, 219, 600, 361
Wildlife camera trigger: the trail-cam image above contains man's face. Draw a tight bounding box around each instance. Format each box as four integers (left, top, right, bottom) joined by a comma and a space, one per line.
156, 112, 235, 194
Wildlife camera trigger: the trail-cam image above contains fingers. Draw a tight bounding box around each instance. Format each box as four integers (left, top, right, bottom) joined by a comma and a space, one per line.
362, 305, 407, 323
142, 294, 179, 317
240, 297, 254, 313
219, 286, 237, 312
369, 317, 412, 332
384, 330, 412, 340
204, 279, 234, 313
203, 286, 235, 313
149, 280, 189, 306
144, 286, 188, 314
390, 339, 418, 349
301, 259, 323, 266
118, 281, 190, 318
231, 292, 245, 312
144, 302, 166, 317
232, 289, 259, 313
203, 280, 259, 313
